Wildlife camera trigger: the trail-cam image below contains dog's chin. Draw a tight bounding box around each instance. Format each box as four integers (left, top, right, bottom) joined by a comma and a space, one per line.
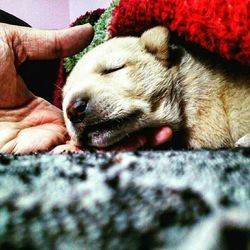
82, 123, 139, 148
82, 129, 126, 148
68, 111, 143, 148
74, 115, 143, 148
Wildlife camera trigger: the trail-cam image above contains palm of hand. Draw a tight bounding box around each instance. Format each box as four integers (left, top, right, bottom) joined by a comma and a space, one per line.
0, 97, 68, 153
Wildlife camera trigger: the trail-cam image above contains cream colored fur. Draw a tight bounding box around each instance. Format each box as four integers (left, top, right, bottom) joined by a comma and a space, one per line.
63, 26, 250, 149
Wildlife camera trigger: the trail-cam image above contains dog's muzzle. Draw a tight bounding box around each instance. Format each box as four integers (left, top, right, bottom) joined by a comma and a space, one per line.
65, 97, 142, 148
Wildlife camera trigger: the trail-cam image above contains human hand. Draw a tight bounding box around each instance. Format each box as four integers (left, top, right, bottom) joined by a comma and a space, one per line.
0, 23, 94, 153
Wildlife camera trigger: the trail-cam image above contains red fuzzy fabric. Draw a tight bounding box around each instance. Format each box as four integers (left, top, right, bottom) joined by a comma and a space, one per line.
109, 0, 250, 66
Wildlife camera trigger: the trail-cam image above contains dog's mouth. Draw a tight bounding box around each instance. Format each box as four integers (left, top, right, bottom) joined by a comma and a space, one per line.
78, 112, 142, 148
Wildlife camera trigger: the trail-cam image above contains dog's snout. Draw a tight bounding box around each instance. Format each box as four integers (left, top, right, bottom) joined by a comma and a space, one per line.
66, 97, 88, 123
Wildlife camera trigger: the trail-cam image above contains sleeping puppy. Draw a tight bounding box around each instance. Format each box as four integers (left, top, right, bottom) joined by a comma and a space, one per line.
62, 26, 250, 149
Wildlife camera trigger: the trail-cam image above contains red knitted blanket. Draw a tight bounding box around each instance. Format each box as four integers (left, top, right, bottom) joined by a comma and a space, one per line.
109, 0, 250, 66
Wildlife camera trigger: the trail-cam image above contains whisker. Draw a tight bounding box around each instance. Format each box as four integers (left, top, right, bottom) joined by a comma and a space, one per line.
54, 84, 63, 91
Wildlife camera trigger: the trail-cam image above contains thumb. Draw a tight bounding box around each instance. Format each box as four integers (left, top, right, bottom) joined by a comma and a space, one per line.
5, 23, 94, 61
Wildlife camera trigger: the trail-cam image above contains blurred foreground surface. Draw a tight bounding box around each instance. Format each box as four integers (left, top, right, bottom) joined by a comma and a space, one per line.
0, 149, 249, 250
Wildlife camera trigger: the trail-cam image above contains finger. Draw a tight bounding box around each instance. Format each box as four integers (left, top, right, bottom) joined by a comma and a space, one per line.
150, 127, 173, 146
6, 23, 94, 60
51, 144, 86, 154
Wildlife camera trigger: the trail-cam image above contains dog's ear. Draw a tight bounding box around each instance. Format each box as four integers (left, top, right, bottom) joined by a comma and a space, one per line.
140, 26, 170, 63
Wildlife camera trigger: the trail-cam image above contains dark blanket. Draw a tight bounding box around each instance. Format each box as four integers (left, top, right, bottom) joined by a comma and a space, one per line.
0, 149, 249, 250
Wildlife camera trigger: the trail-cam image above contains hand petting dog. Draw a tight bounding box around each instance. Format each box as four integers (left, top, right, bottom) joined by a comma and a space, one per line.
0, 23, 172, 154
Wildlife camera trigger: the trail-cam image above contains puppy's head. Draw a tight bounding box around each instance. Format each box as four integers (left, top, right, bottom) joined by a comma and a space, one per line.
63, 26, 182, 148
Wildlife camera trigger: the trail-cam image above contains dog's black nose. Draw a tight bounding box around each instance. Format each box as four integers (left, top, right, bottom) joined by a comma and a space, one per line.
66, 97, 88, 123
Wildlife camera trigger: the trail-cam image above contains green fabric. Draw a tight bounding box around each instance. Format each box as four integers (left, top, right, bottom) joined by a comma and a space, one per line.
64, 0, 120, 73
0, 150, 249, 249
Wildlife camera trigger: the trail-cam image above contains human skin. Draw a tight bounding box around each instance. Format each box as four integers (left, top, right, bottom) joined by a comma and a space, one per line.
0, 23, 172, 154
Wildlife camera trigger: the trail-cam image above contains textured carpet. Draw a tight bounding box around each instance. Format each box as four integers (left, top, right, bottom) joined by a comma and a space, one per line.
0, 149, 249, 250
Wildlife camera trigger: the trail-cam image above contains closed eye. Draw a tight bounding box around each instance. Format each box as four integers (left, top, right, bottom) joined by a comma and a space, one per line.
102, 65, 125, 75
